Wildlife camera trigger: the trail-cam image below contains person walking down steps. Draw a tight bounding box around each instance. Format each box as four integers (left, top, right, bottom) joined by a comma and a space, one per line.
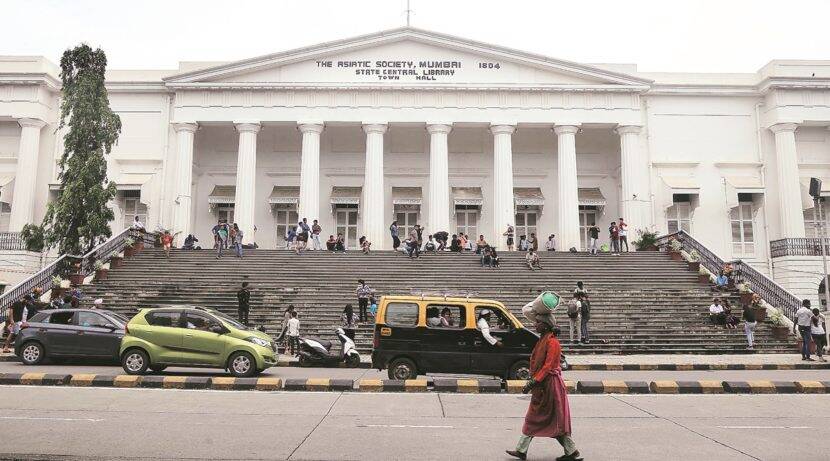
237, 282, 251, 325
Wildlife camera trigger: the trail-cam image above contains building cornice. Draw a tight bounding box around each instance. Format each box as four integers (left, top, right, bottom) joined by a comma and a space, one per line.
758, 76, 830, 94
165, 82, 648, 93
0, 73, 60, 91
646, 84, 760, 97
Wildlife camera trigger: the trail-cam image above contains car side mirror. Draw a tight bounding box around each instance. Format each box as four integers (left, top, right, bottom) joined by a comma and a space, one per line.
210, 325, 225, 334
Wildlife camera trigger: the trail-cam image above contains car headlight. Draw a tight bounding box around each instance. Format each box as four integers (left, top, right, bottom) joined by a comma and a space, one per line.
246, 337, 270, 348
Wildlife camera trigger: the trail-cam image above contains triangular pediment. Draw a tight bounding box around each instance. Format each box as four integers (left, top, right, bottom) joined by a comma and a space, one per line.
164, 27, 651, 89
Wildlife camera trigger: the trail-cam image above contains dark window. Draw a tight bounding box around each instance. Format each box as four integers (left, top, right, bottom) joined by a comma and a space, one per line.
425, 304, 465, 329
76, 311, 110, 328
185, 312, 217, 331
29, 312, 49, 323
673, 193, 692, 203
475, 306, 511, 332
146, 311, 182, 327
384, 302, 419, 327
48, 312, 74, 325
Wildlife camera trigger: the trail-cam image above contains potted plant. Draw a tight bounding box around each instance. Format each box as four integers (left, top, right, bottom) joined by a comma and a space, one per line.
109, 251, 124, 269
768, 309, 791, 340
50, 276, 66, 300
698, 266, 710, 284
68, 260, 85, 286
94, 260, 108, 281
687, 250, 701, 272
633, 229, 659, 251
668, 239, 683, 261
124, 237, 136, 258
738, 283, 753, 305
749, 294, 767, 322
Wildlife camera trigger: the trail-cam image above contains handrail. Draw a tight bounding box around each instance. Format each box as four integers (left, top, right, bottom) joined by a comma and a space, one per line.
0, 232, 24, 250
0, 227, 156, 311
656, 230, 802, 321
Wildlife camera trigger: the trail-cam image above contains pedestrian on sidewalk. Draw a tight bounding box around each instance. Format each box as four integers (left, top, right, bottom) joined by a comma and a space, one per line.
566, 294, 581, 344
811, 308, 826, 361
618, 218, 629, 252
795, 299, 815, 360
232, 224, 244, 258
286, 311, 300, 356
742, 302, 757, 349
506, 319, 580, 461
390, 220, 400, 251
579, 294, 590, 344
341, 304, 358, 340
2, 297, 29, 353
311, 219, 322, 250
237, 282, 251, 325
608, 221, 620, 255
503, 224, 515, 251
356, 280, 372, 322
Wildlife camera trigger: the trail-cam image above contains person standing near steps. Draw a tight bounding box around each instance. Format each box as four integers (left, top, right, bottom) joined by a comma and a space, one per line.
356, 279, 373, 323
236, 282, 251, 325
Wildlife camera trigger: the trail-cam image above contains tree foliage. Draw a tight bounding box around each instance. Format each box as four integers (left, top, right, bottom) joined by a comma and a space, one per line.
41, 44, 121, 255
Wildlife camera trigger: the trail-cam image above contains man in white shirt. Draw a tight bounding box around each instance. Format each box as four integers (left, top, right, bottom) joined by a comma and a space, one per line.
545, 235, 556, 252
709, 299, 725, 325
132, 216, 145, 232
477, 310, 503, 347
286, 311, 300, 356
795, 299, 815, 360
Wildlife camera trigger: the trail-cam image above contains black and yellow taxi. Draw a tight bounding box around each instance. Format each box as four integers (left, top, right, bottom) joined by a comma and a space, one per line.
371, 295, 539, 380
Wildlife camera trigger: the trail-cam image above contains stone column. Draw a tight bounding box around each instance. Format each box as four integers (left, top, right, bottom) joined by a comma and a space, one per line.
9, 118, 46, 231
616, 125, 651, 231
172, 122, 198, 237
298, 123, 324, 223
234, 122, 261, 242
363, 123, 388, 249
427, 123, 452, 233
554, 125, 581, 251
490, 124, 516, 247
770, 123, 806, 238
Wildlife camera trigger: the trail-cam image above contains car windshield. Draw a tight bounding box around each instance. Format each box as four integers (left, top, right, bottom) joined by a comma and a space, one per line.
213, 311, 248, 330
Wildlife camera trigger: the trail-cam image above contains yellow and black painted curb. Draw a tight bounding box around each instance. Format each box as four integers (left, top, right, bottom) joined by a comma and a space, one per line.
2, 374, 829, 394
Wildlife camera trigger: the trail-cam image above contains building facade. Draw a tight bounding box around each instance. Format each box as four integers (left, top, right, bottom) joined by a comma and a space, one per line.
2, 28, 830, 301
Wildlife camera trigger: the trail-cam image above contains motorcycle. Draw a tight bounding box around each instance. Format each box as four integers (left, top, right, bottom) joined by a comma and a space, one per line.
297, 328, 361, 368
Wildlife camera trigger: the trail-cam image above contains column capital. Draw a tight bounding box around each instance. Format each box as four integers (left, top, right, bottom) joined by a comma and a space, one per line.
489, 124, 516, 135
171, 122, 198, 133
553, 125, 580, 135
298, 123, 324, 134
17, 118, 46, 129
234, 121, 261, 133
362, 123, 388, 134
426, 123, 452, 134
615, 125, 642, 135
769, 123, 799, 134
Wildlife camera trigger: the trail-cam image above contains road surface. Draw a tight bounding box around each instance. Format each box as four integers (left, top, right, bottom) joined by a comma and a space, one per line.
0, 386, 827, 460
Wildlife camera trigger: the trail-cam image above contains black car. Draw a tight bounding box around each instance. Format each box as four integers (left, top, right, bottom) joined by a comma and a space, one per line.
14, 309, 128, 365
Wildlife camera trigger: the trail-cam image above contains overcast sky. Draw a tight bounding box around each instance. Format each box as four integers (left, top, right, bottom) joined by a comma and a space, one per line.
3, 0, 829, 73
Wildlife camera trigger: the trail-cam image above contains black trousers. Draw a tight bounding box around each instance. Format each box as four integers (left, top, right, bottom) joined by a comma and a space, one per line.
392, 236, 400, 250
358, 298, 369, 322
238, 306, 249, 324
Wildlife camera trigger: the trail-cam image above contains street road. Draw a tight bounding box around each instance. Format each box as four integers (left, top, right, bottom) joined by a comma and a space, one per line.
1, 360, 829, 381
0, 386, 827, 460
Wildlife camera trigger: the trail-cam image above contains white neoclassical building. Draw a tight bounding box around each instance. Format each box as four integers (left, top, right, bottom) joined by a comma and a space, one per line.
2, 27, 830, 300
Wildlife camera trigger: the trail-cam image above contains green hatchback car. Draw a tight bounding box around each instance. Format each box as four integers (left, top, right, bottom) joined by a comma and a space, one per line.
120, 306, 278, 377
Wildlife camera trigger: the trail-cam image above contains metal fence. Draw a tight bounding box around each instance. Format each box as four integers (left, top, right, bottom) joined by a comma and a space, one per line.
0, 232, 24, 250
657, 230, 802, 321
769, 238, 830, 258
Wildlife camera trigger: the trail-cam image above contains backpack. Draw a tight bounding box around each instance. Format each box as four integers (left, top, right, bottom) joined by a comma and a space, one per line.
567, 300, 580, 318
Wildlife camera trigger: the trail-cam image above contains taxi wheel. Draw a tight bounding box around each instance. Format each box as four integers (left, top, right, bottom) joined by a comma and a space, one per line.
508, 360, 531, 380
388, 357, 418, 380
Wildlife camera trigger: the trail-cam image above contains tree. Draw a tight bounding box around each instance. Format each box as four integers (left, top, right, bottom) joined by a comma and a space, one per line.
41, 44, 121, 255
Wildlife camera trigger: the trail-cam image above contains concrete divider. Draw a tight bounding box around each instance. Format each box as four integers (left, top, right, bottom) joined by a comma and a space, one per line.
3, 373, 830, 394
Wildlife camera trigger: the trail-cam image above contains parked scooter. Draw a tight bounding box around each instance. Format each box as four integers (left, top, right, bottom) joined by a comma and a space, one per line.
297, 328, 361, 367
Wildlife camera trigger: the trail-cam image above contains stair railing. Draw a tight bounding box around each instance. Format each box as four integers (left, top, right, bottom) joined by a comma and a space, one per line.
656, 230, 802, 321
0, 227, 154, 311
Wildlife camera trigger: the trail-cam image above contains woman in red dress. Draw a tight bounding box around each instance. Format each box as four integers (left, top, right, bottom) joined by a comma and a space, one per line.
507, 317, 581, 461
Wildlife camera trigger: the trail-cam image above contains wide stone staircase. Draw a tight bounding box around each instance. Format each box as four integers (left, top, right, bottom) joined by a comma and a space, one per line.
79, 247, 794, 355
